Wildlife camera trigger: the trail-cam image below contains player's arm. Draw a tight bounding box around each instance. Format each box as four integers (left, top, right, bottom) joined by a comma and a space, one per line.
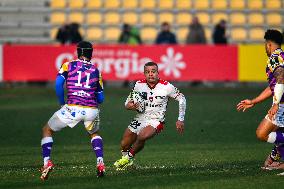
55, 75, 65, 105
168, 84, 186, 134
95, 72, 104, 104
268, 67, 284, 119
55, 62, 69, 106
124, 83, 139, 111
237, 86, 272, 112
174, 93, 186, 134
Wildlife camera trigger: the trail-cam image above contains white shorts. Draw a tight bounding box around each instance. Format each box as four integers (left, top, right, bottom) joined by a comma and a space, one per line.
265, 104, 284, 127
48, 104, 100, 134
128, 118, 164, 135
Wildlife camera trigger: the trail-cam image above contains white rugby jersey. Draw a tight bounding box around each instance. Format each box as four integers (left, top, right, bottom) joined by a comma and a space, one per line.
126, 79, 186, 122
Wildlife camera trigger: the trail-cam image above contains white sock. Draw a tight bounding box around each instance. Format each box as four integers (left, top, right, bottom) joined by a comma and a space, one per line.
44, 157, 50, 166
97, 157, 104, 164
121, 150, 128, 156
267, 132, 277, 143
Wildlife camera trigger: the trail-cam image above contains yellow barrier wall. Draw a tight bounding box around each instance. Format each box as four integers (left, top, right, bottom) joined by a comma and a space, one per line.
238, 44, 268, 82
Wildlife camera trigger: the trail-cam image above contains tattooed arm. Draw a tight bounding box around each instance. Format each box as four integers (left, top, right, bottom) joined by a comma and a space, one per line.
273, 67, 284, 103
268, 67, 284, 119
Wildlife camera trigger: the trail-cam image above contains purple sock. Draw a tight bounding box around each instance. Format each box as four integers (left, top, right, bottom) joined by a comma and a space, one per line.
277, 144, 284, 160
91, 136, 104, 163
41, 137, 53, 166
275, 131, 284, 143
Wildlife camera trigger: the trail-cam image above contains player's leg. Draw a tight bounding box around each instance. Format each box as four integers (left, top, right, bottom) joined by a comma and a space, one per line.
256, 118, 278, 142
115, 124, 158, 170
84, 109, 105, 177
114, 128, 137, 170
90, 132, 105, 177
260, 105, 284, 144
131, 125, 156, 157
40, 113, 68, 180
121, 128, 138, 155
41, 124, 54, 167
257, 113, 284, 169
130, 121, 164, 158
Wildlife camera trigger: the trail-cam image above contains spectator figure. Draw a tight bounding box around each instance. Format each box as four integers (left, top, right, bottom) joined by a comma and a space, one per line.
118, 24, 142, 45
212, 19, 228, 44
186, 16, 206, 44
55, 23, 71, 44
155, 22, 177, 44
69, 23, 83, 44
55, 22, 82, 45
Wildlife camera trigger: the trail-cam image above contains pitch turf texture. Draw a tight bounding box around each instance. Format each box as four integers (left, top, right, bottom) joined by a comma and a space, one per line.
1, 86, 284, 189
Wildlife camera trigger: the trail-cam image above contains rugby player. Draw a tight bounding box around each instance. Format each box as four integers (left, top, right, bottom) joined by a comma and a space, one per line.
114, 61, 187, 170
40, 41, 105, 180
237, 29, 284, 170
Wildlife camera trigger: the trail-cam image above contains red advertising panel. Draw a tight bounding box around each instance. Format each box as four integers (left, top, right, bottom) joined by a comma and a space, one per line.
3, 45, 237, 81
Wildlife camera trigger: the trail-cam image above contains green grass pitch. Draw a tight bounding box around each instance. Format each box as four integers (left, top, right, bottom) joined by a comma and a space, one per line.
1, 86, 284, 189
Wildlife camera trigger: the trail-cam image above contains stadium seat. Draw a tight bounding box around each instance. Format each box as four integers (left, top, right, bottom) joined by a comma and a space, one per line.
140, 0, 156, 9
194, 0, 209, 10
50, 0, 66, 9
50, 27, 58, 39
196, 12, 210, 25
248, 13, 264, 26
158, 0, 174, 10
122, 12, 138, 25
121, 0, 138, 9
176, 27, 188, 43
86, 12, 102, 25
105, 27, 120, 42
229, 0, 245, 10
79, 27, 85, 37
104, 0, 120, 9
176, 12, 192, 26
159, 12, 174, 24
204, 27, 211, 42
212, 13, 228, 25
248, 0, 263, 9
50, 12, 66, 25
266, 13, 282, 26
69, 0, 85, 9
86, 0, 102, 9
266, 0, 281, 9
230, 27, 247, 42
140, 12, 157, 25
249, 28, 264, 41
104, 12, 120, 25
141, 27, 156, 42
68, 12, 84, 23
86, 27, 103, 41
230, 12, 246, 25
176, 0, 192, 10
211, 0, 227, 10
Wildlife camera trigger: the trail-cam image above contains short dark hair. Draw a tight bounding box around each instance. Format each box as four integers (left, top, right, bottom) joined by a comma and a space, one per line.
144, 61, 158, 69
77, 41, 93, 59
264, 29, 283, 46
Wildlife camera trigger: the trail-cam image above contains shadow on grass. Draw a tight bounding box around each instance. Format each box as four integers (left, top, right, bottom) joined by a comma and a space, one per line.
1, 160, 282, 189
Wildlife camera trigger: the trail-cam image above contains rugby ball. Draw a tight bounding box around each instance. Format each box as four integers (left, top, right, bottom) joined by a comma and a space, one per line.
131, 91, 145, 113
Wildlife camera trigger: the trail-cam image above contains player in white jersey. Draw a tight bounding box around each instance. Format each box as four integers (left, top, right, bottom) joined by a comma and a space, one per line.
114, 62, 187, 170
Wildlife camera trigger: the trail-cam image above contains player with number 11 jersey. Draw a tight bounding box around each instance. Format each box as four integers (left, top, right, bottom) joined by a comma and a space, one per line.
40, 41, 105, 180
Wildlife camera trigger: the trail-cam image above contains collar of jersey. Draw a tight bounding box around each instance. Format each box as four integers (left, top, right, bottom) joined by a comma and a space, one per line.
147, 79, 159, 90
76, 59, 92, 64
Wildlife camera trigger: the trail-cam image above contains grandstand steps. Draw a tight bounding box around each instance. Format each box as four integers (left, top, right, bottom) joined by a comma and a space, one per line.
0, 0, 283, 44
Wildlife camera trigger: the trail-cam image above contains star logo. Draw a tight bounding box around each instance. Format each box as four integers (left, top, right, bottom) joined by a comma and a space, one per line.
159, 47, 186, 78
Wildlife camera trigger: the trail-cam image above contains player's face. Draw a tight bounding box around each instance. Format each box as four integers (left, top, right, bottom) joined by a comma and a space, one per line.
265, 41, 271, 57
144, 65, 159, 84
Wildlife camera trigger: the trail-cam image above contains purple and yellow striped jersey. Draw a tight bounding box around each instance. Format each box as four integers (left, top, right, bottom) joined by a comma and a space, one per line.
58, 59, 103, 108
266, 48, 284, 102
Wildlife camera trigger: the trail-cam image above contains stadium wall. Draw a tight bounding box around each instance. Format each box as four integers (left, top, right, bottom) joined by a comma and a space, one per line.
1, 44, 266, 82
